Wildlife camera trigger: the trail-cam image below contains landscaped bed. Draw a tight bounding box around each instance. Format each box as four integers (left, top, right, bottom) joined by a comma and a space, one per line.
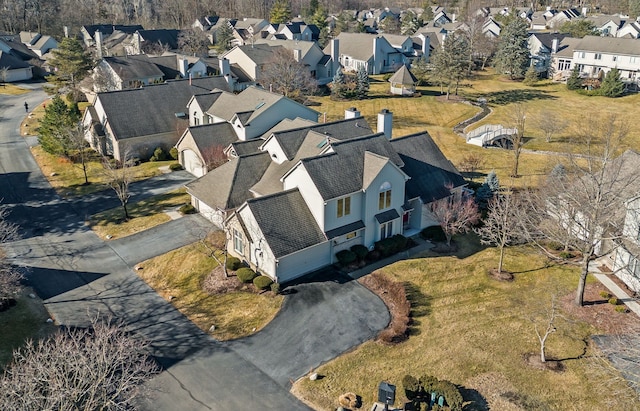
135, 238, 283, 341
292, 235, 640, 410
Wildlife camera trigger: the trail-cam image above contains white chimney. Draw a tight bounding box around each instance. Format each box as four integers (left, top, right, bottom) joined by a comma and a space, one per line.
551, 38, 558, 54
345, 107, 360, 119
377, 109, 392, 139
330, 38, 340, 73
373, 37, 381, 74
582, 7, 588, 16
179, 57, 189, 77
293, 48, 301, 62
420, 34, 431, 61
63, 26, 69, 38
219, 58, 234, 89
95, 30, 103, 59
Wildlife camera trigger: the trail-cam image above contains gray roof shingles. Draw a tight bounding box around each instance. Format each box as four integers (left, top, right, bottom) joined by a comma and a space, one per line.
245, 189, 327, 258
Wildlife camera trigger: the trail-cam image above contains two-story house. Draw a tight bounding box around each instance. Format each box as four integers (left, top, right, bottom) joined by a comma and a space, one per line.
570, 36, 640, 83
613, 194, 640, 293
323, 32, 405, 74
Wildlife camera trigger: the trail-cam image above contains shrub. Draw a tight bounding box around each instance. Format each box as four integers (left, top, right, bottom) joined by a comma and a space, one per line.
169, 162, 183, 171
270, 282, 280, 294
420, 226, 446, 242
559, 251, 575, 259
338, 392, 360, 409
225, 256, 242, 271
336, 249, 357, 266
615, 305, 628, 313
402, 374, 420, 400
546, 241, 564, 251
608, 297, 619, 305
169, 147, 179, 160
253, 275, 273, 290
150, 147, 167, 162
179, 204, 196, 214
236, 267, 257, 283
350, 244, 369, 261
374, 234, 408, 257
599, 291, 612, 299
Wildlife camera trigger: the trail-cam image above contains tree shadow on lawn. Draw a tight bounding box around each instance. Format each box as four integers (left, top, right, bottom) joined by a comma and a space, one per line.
465, 89, 557, 106
459, 386, 490, 411
405, 282, 431, 337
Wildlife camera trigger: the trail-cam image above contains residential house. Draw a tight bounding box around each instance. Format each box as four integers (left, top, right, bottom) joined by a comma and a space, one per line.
19, 31, 58, 57
176, 86, 319, 175
547, 8, 582, 29
587, 14, 625, 37
192, 16, 220, 31
126, 29, 181, 55
94, 55, 165, 91
229, 18, 271, 46
80, 24, 143, 48
617, 21, 640, 39
613, 194, 640, 293
0, 50, 33, 82
82, 76, 231, 161
323, 32, 405, 74
529, 32, 567, 76
530, 11, 552, 30
268, 22, 317, 42
570, 36, 640, 83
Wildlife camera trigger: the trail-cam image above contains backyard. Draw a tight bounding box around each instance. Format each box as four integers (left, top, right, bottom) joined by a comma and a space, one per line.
292, 236, 640, 410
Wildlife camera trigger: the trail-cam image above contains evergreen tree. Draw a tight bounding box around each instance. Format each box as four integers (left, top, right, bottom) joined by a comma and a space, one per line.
270, 0, 291, 24
214, 21, 233, 54
523, 65, 539, 86
486, 170, 500, 193
401, 11, 422, 35
356, 65, 369, 99
421, 5, 434, 23
566, 66, 583, 90
47, 38, 93, 102
599, 67, 625, 97
549, 163, 566, 181
331, 68, 347, 99
430, 32, 471, 98
493, 17, 530, 80
631, 0, 640, 19
37, 95, 80, 157
476, 170, 500, 209
309, 6, 328, 30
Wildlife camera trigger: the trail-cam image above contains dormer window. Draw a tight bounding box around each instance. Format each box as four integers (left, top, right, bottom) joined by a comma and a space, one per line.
378, 182, 392, 210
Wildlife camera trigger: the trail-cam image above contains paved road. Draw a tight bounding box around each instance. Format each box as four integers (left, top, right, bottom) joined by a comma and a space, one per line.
1, 85, 391, 410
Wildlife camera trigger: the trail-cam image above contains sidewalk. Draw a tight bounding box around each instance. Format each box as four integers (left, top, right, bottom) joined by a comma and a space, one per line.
589, 256, 640, 317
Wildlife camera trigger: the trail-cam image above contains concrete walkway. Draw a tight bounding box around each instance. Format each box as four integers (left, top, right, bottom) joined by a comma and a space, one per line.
348, 237, 435, 280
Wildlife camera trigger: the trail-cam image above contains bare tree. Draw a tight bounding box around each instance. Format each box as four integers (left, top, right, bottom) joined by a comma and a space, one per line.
0, 316, 159, 410
102, 149, 134, 220
458, 153, 484, 177
430, 194, 480, 247
0, 206, 21, 299
257, 47, 318, 102
509, 103, 526, 178
521, 115, 637, 306
536, 110, 568, 143
475, 191, 524, 275
178, 28, 211, 57
529, 294, 561, 363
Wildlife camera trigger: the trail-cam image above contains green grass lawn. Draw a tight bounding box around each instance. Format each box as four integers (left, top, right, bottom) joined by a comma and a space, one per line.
30, 145, 176, 197
0, 290, 56, 370
137, 240, 283, 341
293, 236, 640, 410
88, 189, 191, 240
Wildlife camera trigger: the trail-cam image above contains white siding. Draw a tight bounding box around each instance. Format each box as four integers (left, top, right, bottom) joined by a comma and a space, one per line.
193, 197, 225, 227
275, 241, 332, 283
282, 164, 325, 230
261, 136, 288, 164
324, 192, 364, 233
181, 149, 205, 177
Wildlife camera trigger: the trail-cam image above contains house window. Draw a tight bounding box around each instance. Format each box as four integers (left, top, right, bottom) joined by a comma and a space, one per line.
378, 182, 392, 210
594, 53, 602, 60
380, 221, 393, 240
558, 59, 571, 71
346, 232, 356, 240
612, 55, 618, 62
631, 57, 637, 63
233, 228, 244, 254
337, 196, 351, 218
580, 52, 585, 58
193, 112, 199, 126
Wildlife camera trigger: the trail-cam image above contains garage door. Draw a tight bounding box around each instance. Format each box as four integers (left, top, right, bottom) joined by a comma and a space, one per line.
182, 149, 205, 177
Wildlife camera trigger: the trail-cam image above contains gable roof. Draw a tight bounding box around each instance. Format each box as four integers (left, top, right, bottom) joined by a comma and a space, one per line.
206, 86, 289, 124
325, 33, 395, 62
0, 50, 30, 69
574, 35, 640, 55
184, 122, 238, 154
137, 29, 180, 49
243, 188, 327, 258
554, 36, 582, 58
96, 77, 231, 140
228, 139, 265, 157
529, 32, 567, 50
83, 24, 144, 38
187, 151, 271, 210
388, 65, 417, 84
390, 131, 465, 202
101, 55, 165, 80
225, 43, 282, 65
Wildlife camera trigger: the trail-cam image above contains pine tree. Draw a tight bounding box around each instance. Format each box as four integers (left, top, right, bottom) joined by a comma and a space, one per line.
47, 38, 93, 102
214, 21, 233, 54
599, 68, 625, 97
493, 18, 530, 80
430, 32, 471, 98
566, 66, 583, 90
523, 65, 539, 86
355, 65, 369, 99
270, 0, 291, 24
331, 68, 347, 99
486, 170, 500, 193
38, 95, 80, 157
401, 11, 422, 35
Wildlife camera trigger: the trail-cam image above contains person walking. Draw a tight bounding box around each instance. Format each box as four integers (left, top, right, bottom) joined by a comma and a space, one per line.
24, 102, 28, 112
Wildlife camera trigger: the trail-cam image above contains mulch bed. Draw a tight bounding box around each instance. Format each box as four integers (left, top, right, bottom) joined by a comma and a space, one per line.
559, 280, 640, 334
523, 353, 564, 372
488, 268, 514, 281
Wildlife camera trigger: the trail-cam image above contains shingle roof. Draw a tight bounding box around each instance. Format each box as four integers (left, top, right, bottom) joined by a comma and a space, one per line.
102, 55, 165, 80
138, 29, 180, 49
0, 50, 30, 69
206, 86, 285, 124
325, 220, 365, 239
390, 131, 466, 202
323, 32, 390, 62
244, 188, 326, 258
388, 65, 417, 84
229, 139, 265, 156
301, 133, 403, 200
529, 32, 567, 50
229, 43, 283, 65
554, 37, 582, 58
32, 35, 55, 50
187, 122, 237, 154
187, 151, 271, 210
574, 35, 640, 55
375, 209, 400, 224
83, 24, 143, 38
96, 77, 231, 140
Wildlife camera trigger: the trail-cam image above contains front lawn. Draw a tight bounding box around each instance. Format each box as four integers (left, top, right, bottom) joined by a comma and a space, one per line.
30, 146, 175, 197
292, 236, 640, 410
88, 189, 191, 240
136, 239, 283, 341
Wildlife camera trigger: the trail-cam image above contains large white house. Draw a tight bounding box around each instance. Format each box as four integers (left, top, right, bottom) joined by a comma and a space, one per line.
614, 195, 640, 293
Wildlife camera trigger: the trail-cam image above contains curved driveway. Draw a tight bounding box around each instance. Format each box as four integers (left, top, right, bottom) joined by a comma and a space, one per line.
0, 84, 390, 410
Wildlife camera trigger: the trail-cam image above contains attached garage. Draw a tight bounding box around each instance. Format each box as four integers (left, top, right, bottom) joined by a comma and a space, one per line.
181, 149, 206, 177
